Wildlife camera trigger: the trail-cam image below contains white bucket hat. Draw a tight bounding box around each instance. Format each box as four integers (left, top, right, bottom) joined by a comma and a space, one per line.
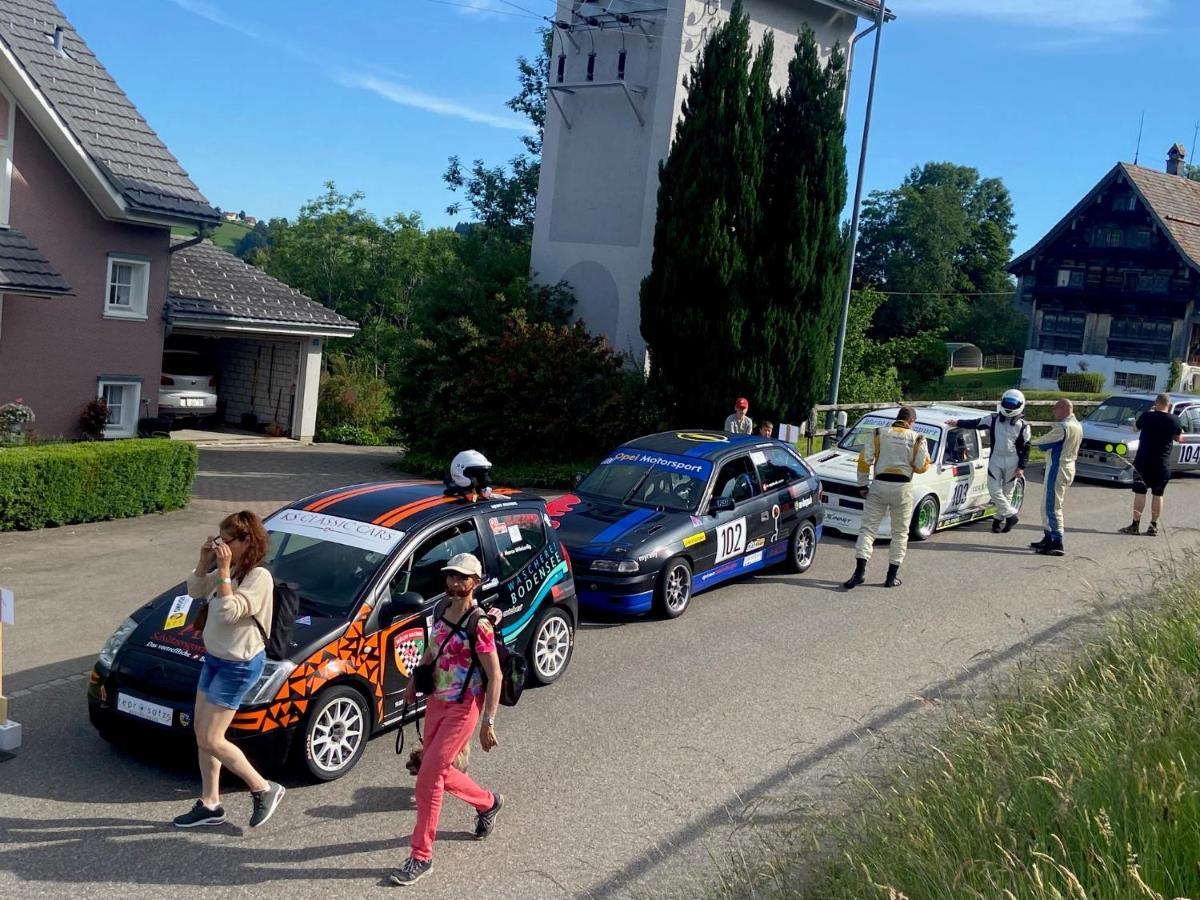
441, 552, 483, 579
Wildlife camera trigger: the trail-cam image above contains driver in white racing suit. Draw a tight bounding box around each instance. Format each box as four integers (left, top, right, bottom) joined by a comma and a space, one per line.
945, 389, 1031, 534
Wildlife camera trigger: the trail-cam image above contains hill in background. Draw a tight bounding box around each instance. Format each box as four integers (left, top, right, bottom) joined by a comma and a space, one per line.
171, 220, 252, 253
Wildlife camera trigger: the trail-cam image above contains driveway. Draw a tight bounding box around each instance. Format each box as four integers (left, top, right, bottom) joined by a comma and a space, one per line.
0, 449, 1195, 898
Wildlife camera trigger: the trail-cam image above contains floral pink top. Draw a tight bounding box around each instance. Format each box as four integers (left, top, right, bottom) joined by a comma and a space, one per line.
430, 611, 496, 703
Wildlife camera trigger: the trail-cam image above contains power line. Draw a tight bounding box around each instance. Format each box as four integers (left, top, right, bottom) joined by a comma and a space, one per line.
493, 0, 552, 18
420, 0, 544, 20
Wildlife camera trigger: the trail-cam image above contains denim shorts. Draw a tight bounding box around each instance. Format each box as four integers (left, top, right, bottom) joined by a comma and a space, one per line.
198, 651, 266, 710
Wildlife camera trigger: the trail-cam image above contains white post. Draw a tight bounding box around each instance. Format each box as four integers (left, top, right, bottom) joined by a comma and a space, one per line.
291, 337, 323, 443
0, 586, 20, 752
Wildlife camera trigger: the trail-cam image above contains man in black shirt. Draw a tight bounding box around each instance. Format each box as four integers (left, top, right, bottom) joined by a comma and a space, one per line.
1118, 393, 1183, 536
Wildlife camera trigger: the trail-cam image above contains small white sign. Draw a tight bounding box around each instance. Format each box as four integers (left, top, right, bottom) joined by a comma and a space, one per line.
715, 517, 747, 564
750, 450, 767, 466
743, 551, 764, 566
117, 693, 174, 727
0, 587, 12, 625
507, 524, 523, 545
164, 594, 192, 630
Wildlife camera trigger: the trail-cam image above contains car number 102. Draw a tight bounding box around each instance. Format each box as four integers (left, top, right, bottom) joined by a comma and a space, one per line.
715, 517, 747, 563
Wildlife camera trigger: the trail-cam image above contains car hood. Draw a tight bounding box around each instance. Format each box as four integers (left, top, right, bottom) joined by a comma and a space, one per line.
546, 493, 679, 556
123, 581, 347, 667
805, 447, 860, 484
1081, 421, 1139, 444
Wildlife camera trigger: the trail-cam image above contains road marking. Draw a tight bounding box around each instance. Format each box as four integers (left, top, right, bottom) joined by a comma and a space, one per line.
9, 671, 88, 699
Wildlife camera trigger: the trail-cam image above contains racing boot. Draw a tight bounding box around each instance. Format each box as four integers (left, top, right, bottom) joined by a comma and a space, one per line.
1002, 514, 1019, 533
843, 558, 867, 590
1030, 532, 1051, 551
884, 564, 902, 588
1036, 536, 1065, 557
1118, 520, 1140, 535
991, 519, 1003, 533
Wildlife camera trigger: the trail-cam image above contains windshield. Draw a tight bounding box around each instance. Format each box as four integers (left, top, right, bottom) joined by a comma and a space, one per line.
1085, 397, 1151, 429
838, 415, 943, 462
264, 510, 400, 618
577, 449, 713, 512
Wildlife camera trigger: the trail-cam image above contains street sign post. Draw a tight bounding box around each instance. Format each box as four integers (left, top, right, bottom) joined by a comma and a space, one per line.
0, 586, 21, 752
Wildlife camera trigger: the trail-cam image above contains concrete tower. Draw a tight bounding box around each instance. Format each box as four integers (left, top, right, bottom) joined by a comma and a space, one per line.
530, 0, 879, 364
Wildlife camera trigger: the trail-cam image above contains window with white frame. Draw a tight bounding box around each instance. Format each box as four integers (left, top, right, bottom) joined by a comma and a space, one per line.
0, 85, 14, 226
104, 256, 150, 319
98, 378, 142, 438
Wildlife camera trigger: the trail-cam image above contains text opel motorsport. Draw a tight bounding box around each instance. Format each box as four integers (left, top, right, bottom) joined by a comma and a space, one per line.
548, 431, 822, 618
88, 481, 577, 781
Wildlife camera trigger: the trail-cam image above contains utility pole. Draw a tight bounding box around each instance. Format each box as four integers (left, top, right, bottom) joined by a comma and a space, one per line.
826, 0, 886, 431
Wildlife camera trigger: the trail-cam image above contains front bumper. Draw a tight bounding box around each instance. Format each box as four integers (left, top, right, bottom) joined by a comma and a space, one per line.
1075, 456, 1134, 484
572, 568, 657, 615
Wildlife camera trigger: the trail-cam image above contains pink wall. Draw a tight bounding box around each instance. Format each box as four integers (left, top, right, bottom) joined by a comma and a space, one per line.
0, 109, 170, 437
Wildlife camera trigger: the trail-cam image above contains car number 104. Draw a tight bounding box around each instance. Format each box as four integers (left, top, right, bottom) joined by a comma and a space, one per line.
1180, 443, 1200, 465
715, 517, 747, 563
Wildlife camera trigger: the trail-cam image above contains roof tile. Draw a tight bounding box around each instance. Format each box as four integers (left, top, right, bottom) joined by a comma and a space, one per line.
1121, 163, 1200, 270
0, 226, 70, 294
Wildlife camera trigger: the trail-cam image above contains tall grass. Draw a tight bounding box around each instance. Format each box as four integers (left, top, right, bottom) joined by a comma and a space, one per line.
715, 557, 1200, 899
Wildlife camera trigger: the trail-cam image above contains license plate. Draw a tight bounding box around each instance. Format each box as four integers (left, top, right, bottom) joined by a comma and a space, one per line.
824, 511, 854, 527
181, 398, 204, 407
117, 693, 174, 727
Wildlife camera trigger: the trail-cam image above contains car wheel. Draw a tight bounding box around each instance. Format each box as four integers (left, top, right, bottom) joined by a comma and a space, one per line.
909, 494, 940, 541
299, 685, 370, 782
787, 519, 818, 573
1011, 476, 1026, 513
654, 557, 692, 619
527, 607, 574, 685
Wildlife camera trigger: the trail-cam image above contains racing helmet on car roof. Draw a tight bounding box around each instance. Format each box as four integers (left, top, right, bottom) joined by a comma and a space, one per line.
446, 449, 493, 497
998, 389, 1026, 418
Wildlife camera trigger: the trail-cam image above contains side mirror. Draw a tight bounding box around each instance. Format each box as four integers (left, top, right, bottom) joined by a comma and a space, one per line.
378, 591, 425, 629
709, 496, 735, 515
573, 471, 585, 487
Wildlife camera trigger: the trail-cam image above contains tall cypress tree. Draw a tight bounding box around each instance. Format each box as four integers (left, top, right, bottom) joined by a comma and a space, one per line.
640, 1, 768, 427
755, 27, 848, 423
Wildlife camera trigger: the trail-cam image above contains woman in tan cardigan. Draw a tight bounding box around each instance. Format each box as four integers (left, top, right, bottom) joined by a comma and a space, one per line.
173, 510, 286, 830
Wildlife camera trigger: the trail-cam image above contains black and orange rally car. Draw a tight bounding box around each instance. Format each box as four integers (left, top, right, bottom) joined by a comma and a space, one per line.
88, 480, 577, 780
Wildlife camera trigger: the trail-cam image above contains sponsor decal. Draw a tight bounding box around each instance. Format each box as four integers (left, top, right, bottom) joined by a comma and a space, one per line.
682, 532, 706, 548
179, 712, 191, 728
823, 510, 855, 527
746, 537, 765, 552
392, 627, 425, 676
502, 603, 526, 620
698, 560, 739, 584
545, 494, 582, 527
602, 450, 711, 476
742, 551, 763, 566
771, 504, 781, 541
266, 509, 402, 554
795, 494, 814, 510
676, 432, 728, 443
715, 517, 747, 563
750, 450, 767, 465
296, 615, 312, 626
145, 629, 205, 661
858, 416, 941, 440
637, 546, 666, 562
689, 515, 703, 526
489, 501, 519, 509
163, 594, 192, 630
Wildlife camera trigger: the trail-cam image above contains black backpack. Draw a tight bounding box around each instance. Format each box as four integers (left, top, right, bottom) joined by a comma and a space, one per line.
252, 581, 300, 661
461, 607, 527, 707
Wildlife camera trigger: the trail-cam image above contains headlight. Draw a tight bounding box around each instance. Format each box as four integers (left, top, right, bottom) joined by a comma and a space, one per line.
96, 617, 138, 671
591, 559, 639, 574
1116, 443, 1128, 456
242, 660, 297, 706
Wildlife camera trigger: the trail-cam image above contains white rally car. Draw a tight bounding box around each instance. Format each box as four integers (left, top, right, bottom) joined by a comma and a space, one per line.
806, 404, 1025, 541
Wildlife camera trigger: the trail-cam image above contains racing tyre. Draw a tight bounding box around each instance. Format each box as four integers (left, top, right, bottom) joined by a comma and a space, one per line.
654, 557, 693, 619
787, 519, 818, 573
299, 685, 370, 782
909, 494, 940, 542
528, 607, 574, 686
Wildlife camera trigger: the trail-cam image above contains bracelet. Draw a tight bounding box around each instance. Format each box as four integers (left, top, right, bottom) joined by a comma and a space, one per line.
217, 576, 232, 585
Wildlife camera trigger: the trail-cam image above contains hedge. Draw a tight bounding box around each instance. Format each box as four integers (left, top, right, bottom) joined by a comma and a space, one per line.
398, 449, 597, 491
0, 439, 198, 531
1057, 370, 1107, 393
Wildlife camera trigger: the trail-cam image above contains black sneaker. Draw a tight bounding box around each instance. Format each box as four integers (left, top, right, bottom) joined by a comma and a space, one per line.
249, 781, 285, 828
1036, 541, 1065, 557
173, 800, 226, 828
1030, 536, 1050, 550
388, 857, 433, 886
474, 793, 503, 840
991, 519, 1003, 533
1118, 522, 1140, 535
1146, 523, 1158, 537
1002, 515, 1019, 534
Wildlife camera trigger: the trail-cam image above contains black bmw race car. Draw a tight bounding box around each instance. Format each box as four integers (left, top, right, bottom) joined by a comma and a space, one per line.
547, 431, 823, 618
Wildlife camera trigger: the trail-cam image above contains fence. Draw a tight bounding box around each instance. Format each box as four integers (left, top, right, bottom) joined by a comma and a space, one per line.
783, 398, 1100, 457
982, 353, 1021, 370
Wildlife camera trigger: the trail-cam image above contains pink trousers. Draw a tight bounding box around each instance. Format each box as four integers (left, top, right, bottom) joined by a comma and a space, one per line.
410, 695, 494, 862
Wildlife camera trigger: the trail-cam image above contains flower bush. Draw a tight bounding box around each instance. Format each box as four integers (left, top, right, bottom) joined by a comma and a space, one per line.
0, 398, 34, 444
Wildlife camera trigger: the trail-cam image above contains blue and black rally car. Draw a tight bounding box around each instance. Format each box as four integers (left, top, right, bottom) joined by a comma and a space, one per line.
548, 431, 822, 618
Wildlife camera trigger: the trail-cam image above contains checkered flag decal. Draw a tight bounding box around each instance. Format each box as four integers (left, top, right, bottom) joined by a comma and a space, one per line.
393, 627, 425, 677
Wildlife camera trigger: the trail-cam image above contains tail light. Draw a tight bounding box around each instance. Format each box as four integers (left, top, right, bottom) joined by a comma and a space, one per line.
160, 375, 174, 386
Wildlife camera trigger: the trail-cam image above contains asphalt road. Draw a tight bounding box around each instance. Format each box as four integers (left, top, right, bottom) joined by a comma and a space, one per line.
1, 455, 1196, 899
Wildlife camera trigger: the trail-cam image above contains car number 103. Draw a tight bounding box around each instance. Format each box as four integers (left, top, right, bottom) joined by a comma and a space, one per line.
715, 517, 747, 563
950, 481, 969, 507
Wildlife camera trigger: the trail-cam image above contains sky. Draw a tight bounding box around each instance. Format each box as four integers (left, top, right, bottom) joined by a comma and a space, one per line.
59, 0, 1200, 255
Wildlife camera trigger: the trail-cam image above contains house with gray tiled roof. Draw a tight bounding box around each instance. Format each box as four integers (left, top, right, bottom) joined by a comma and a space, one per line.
0, 0, 355, 440
1010, 145, 1200, 393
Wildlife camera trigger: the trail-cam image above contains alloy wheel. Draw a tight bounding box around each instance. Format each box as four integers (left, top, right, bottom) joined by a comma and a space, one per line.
310, 697, 364, 774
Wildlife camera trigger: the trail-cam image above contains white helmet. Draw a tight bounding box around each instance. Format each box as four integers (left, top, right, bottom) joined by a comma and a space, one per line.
998, 389, 1026, 418
449, 449, 492, 490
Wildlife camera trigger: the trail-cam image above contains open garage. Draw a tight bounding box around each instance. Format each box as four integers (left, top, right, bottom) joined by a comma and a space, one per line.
165, 239, 357, 441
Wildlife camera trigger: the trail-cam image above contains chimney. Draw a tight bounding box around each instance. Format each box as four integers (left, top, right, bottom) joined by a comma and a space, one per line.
1167, 143, 1187, 176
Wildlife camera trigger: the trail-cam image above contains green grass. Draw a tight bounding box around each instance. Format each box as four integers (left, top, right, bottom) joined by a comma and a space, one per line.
912, 369, 1107, 405
711, 556, 1200, 899
172, 220, 253, 252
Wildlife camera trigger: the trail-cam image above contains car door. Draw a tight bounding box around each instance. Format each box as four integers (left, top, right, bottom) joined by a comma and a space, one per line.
1172, 405, 1200, 471
477, 505, 551, 641
941, 427, 985, 513
752, 446, 817, 552
376, 518, 485, 722
698, 454, 769, 583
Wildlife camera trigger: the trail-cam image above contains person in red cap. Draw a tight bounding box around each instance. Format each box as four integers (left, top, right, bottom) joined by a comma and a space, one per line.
725, 398, 753, 435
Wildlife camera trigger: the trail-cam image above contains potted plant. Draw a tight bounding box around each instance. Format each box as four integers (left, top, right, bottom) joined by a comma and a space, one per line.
0, 398, 34, 444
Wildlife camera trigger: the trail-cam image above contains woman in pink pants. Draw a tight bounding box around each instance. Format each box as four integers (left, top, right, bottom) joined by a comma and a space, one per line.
390, 552, 503, 888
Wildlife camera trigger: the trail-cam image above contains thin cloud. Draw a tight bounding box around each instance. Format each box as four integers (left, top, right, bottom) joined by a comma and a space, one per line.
337, 72, 533, 132
900, 0, 1169, 34
169, 0, 526, 133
